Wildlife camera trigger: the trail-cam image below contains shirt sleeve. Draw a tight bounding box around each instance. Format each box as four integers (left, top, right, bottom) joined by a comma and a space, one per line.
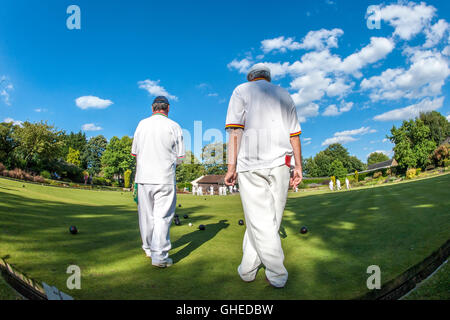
288, 100, 302, 137
225, 87, 245, 130
175, 125, 186, 160
131, 124, 139, 157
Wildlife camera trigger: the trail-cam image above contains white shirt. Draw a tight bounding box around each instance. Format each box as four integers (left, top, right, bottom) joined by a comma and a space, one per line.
132, 113, 185, 185
225, 80, 301, 173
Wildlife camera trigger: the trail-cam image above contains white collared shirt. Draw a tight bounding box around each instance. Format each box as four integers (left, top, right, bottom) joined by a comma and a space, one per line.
225, 80, 301, 172
132, 113, 185, 185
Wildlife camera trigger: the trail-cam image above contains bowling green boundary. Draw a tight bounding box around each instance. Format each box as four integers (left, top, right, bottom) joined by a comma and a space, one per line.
0, 173, 449, 299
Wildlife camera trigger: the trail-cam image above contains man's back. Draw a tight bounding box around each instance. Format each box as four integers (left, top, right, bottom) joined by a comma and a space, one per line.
225, 80, 301, 172
132, 114, 184, 185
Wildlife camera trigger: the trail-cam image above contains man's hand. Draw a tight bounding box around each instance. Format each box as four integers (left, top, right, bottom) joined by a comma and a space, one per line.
290, 166, 303, 189
225, 168, 238, 186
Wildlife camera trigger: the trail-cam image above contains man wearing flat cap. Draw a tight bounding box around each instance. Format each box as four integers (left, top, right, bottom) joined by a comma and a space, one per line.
131, 96, 185, 268
225, 63, 303, 288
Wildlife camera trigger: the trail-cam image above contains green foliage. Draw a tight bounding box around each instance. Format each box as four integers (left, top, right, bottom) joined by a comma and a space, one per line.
367, 152, 389, 165
201, 142, 227, 175
61, 131, 87, 167
176, 151, 205, 183
12, 121, 64, 170
304, 143, 365, 177
406, 168, 416, 179
124, 169, 132, 188
0, 122, 19, 168
40, 170, 51, 179
83, 135, 108, 176
389, 119, 437, 170
329, 159, 347, 179
432, 145, 449, 167
373, 171, 382, 179
354, 170, 359, 182
101, 136, 135, 182
419, 111, 450, 146
66, 147, 81, 167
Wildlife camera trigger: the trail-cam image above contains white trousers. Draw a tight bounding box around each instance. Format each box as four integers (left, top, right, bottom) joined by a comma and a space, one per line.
237, 165, 290, 287
137, 184, 176, 263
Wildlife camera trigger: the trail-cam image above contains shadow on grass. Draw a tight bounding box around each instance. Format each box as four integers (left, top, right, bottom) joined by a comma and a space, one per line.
171, 220, 230, 263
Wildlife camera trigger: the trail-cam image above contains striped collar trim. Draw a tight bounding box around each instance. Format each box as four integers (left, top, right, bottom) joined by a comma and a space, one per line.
152, 112, 168, 117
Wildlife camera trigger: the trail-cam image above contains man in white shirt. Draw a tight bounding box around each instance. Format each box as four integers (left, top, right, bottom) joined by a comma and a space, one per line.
345, 177, 350, 190
131, 96, 185, 268
329, 180, 334, 191
224, 64, 303, 288
336, 179, 341, 190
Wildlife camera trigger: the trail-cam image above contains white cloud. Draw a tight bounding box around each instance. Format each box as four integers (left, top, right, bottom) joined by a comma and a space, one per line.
424, 19, 449, 48
75, 96, 113, 110
361, 49, 450, 101
339, 37, 395, 76
227, 58, 252, 74
298, 28, 343, 51
323, 101, 354, 116
296, 102, 319, 123
322, 126, 375, 146
376, 2, 436, 41
0, 76, 13, 106
261, 36, 301, 53
373, 97, 444, 121
3, 117, 23, 126
34, 108, 48, 113
81, 123, 103, 131
138, 79, 178, 101
207, 93, 218, 97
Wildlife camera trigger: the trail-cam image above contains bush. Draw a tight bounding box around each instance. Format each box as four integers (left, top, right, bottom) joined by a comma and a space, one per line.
416, 168, 422, 175
111, 181, 119, 187
40, 170, 51, 179
406, 168, 417, 179
33, 175, 45, 183
124, 169, 132, 188
0, 163, 5, 172
93, 177, 108, 186
373, 171, 382, 179
444, 159, 450, 167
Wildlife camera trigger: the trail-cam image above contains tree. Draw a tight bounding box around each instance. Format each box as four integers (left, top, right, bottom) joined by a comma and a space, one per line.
82, 135, 107, 176
367, 152, 389, 165
13, 121, 64, 170
329, 159, 347, 179
176, 151, 205, 183
62, 131, 87, 168
66, 147, 81, 167
419, 111, 450, 146
201, 142, 227, 175
303, 143, 365, 177
388, 119, 436, 170
101, 136, 135, 182
0, 122, 19, 168
124, 169, 132, 188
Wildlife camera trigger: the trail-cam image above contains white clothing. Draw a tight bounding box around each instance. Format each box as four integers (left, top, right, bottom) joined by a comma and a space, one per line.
132, 114, 185, 185
137, 184, 176, 263
345, 178, 350, 189
237, 165, 290, 288
225, 80, 301, 173
336, 179, 341, 190
329, 181, 334, 191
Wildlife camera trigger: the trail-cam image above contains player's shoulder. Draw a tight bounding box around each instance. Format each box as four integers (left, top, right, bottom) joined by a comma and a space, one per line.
166, 117, 182, 131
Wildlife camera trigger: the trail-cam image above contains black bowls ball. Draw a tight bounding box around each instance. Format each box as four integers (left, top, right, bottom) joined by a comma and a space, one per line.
69, 226, 78, 235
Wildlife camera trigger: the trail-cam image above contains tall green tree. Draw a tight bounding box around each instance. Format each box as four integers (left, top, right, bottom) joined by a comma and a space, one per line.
62, 131, 88, 168
419, 111, 450, 146
101, 136, 135, 182
176, 151, 205, 183
66, 147, 81, 167
367, 152, 390, 165
329, 159, 347, 179
13, 121, 64, 170
201, 142, 227, 175
388, 119, 436, 170
0, 122, 19, 168
82, 135, 107, 176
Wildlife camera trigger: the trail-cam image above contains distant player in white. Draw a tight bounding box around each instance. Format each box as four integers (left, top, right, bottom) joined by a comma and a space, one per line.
224, 64, 303, 288
336, 179, 341, 190
329, 180, 334, 191
132, 96, 185, 268
210, 185, 214, 195
192, 186, 197, 196
345, 177, 350, 190
198, 186, 203, 196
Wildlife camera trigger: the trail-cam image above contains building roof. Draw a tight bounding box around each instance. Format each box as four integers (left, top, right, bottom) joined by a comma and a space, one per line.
196, 175, 225, 184
366, 159, 398, 171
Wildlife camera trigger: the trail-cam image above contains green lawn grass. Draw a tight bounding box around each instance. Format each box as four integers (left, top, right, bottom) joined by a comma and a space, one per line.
0, 174, 449, 299
403, 261, 449, 300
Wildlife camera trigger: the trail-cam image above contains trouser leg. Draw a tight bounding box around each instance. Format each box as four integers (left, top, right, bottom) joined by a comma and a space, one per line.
150, 184, 176, 263
238, 165, 290, 287
138, 184, 154, 257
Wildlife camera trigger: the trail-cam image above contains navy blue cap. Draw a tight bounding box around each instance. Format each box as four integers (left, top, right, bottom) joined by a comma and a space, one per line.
153, 96, 169, 104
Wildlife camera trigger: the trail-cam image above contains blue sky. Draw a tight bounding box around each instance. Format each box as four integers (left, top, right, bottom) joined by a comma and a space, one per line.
1, 0, 449, 162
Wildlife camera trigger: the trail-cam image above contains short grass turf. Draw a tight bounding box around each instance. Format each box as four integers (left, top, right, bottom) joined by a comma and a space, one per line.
403, 261, 449, 300
0, 174, 449, 300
